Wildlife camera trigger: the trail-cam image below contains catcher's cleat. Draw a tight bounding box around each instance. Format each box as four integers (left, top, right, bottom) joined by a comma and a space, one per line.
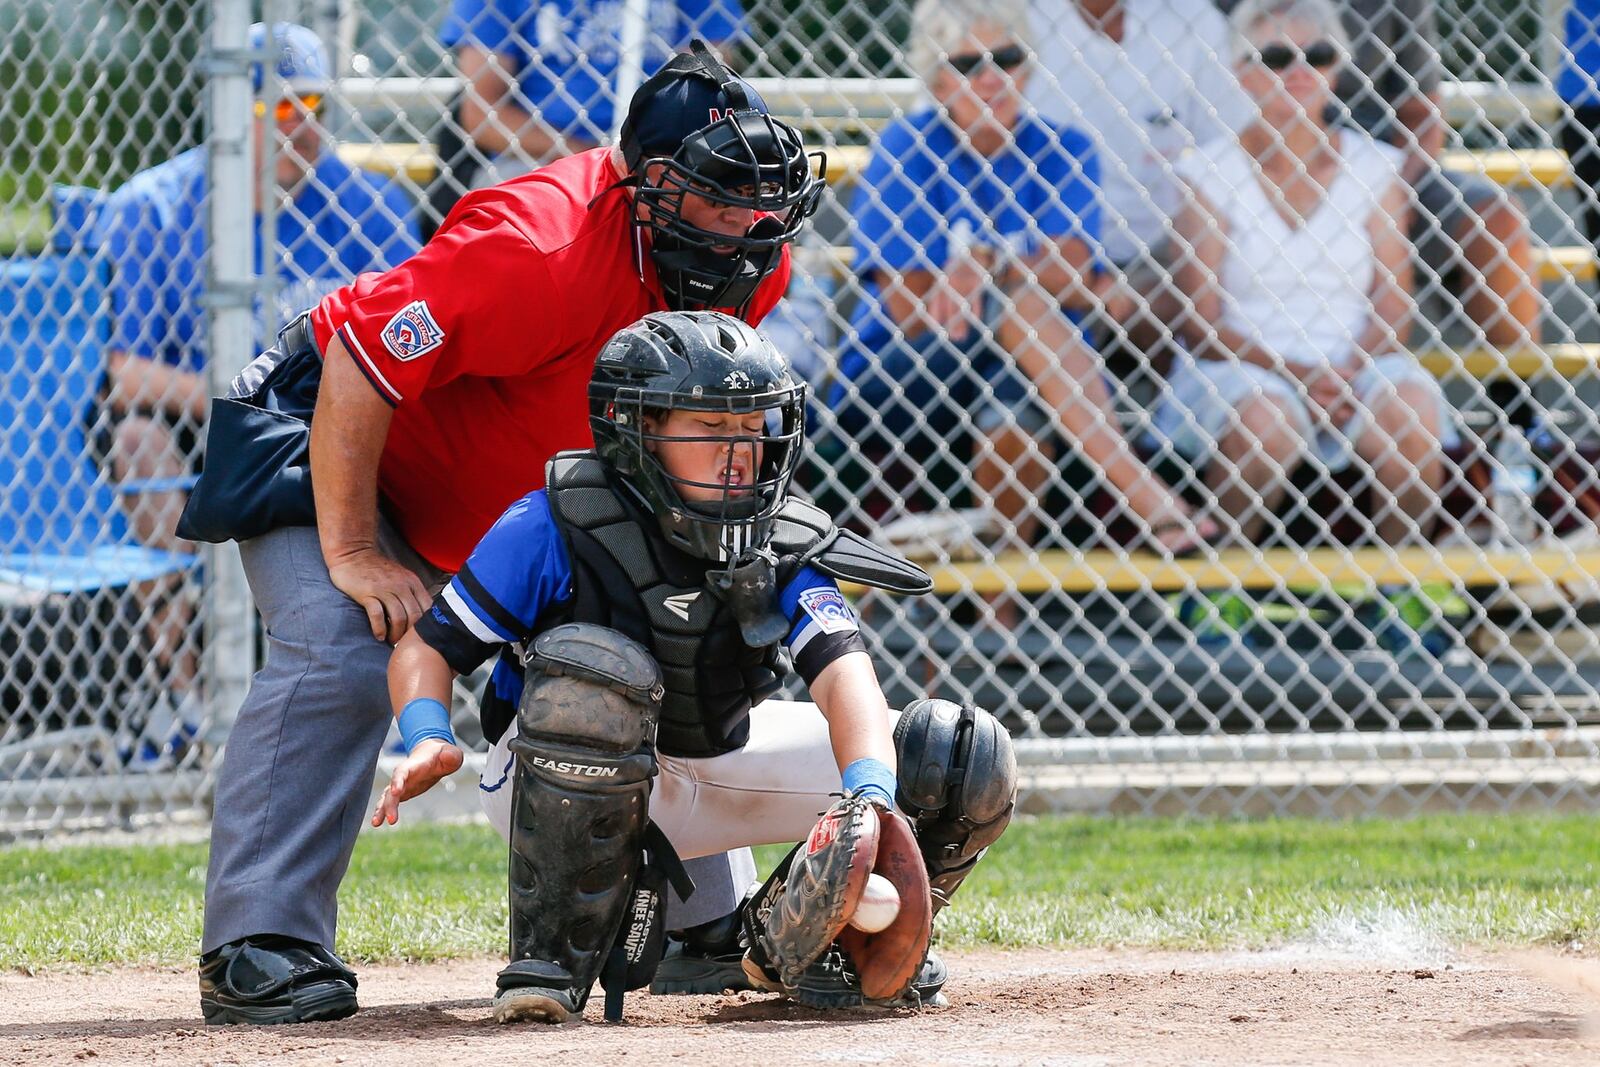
650, 939, 755, 995
493, 959, 585, 1024
492, 959, 588, 1023
650, 911, 757, 995
492, 985, 582, 1024
742, 944, 949, 1010
199, 935, 359, 1026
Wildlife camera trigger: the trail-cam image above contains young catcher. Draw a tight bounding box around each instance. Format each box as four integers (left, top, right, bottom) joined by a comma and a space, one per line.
372, 310, 1016, 1023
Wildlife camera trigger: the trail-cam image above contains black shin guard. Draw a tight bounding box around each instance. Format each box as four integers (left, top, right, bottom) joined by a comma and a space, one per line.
500, 625, 665, 1014
894, 699, 1017, 910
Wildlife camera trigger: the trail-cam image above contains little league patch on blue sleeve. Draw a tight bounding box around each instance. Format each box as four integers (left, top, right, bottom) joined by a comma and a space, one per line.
798, 587, 857, 634
381, 300, 446, 361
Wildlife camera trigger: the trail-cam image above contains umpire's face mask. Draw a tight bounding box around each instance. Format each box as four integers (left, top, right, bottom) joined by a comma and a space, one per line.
632, 110, 824, 314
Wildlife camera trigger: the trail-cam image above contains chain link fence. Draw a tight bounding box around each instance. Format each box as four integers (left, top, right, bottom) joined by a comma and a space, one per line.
4, 0, 1600, 837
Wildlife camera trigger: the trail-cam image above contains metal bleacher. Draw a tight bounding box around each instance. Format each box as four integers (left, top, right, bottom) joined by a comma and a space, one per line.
332, 76, 1600, 646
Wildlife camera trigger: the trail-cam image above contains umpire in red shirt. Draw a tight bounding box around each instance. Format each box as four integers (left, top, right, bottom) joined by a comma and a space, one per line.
194, 43, 822, 1025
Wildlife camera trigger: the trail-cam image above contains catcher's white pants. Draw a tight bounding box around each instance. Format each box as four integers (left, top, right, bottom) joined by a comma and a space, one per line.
480, 700, 886, 860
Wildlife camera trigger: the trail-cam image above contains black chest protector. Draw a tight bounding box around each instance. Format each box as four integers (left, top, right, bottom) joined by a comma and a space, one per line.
543, 452, 932, 759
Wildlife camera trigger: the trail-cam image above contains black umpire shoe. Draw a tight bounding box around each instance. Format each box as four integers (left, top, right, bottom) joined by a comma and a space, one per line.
199, 935, 359, 1025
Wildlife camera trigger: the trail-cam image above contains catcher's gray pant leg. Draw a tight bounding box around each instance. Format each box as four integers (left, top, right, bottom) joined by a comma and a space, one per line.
202, 523, 438, 954
672, 849, 758, 929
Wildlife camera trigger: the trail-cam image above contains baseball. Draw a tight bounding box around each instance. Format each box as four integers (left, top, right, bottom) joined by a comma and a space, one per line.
849, 873, 902, 933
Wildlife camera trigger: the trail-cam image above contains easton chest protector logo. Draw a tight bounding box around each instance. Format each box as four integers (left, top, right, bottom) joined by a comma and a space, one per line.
380, 300, 446, 361
798, 587, 856, 634
662, 591, 699, 622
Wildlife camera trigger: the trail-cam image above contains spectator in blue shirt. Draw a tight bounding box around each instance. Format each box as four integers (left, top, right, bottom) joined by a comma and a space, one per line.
439, 0, 745, 190
1560, 0, 1600, 250
95, 21, 418, 554
829, 0, 1216, 557
91, 22, 417, 713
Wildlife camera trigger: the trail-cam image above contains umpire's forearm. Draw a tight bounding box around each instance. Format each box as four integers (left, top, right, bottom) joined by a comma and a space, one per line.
310, 333, 396, 567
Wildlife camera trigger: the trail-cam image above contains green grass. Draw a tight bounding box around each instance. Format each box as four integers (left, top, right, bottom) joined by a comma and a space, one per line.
0, 202, 49, 257
3, 814, 1598, 970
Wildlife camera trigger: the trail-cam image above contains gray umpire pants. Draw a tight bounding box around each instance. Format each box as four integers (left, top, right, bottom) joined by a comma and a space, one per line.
201, 522, 753, 955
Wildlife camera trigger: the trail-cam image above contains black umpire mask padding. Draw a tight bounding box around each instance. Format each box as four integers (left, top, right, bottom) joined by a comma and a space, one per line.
650, 214, 789, 313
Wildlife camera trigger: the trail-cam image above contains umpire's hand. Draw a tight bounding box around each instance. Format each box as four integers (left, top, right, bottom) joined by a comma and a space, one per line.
327, 548, 433, 644
372, 738, 465, 827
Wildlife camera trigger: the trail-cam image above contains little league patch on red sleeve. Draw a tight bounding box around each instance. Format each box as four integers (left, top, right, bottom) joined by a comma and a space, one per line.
798, 587, 857, 634
381, 300, 446, 361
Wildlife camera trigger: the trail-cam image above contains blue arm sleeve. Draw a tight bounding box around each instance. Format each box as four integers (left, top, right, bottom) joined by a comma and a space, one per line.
1060, 130, 1102, 247
849, 121, 943, 276
1016, 122, 1100, 251
440, 0, 519, 51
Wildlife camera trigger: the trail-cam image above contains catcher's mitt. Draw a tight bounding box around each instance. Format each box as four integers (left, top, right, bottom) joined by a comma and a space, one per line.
744, 794, 934, 1003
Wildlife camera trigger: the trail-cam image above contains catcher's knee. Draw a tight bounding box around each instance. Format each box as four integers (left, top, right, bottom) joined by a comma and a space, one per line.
893, 698, 1017, 901
516, 622, 664, 778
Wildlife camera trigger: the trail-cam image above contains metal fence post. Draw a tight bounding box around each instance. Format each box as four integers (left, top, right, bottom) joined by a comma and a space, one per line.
203, 0, 259, 746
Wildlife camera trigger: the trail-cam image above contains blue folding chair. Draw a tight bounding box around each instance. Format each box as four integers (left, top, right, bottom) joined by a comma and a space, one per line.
0, 209, 197, 759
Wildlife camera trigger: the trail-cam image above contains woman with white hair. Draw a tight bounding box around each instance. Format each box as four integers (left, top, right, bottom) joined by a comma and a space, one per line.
1156, 0, 1455, 551
831, 0, 1219, 559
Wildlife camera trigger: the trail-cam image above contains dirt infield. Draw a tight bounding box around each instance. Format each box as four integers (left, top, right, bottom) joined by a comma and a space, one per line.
3, 948, 1597, 1066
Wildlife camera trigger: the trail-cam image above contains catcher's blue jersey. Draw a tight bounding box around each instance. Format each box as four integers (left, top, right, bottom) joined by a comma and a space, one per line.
415, 488, 864, 743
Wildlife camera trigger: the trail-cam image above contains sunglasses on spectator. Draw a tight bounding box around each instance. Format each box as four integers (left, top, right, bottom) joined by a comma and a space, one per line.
254, 93, 324, 122
947, 44, 1028, 77
1255, 41, 1339, 71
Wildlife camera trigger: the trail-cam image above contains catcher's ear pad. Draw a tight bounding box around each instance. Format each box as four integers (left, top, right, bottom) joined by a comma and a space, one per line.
838, 808, 934, 1001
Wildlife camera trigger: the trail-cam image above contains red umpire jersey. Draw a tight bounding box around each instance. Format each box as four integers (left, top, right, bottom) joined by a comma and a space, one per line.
310, 147, 791, 573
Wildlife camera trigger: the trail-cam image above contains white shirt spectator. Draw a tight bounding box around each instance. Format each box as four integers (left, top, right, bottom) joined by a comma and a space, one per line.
1175, 128, 1402, 367
1026, 0, 1254, 263
1151, 128, 1457, 471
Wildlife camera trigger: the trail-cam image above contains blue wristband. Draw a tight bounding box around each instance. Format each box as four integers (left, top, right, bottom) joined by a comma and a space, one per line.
842, 757, 897, 809
398, 697, 456, 754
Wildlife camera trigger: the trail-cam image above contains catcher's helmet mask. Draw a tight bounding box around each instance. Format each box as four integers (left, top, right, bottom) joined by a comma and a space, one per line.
617, 40, 825, 314
590, 311, 806, 564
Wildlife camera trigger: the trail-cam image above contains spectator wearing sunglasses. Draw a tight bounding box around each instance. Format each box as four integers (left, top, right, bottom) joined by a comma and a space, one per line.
1331, 0, 1540, 347
88, 22, 418, 708
832, 0, 1220, 559
94, 21, 418, 547
1157, 0, 1455, 549
1025, 1, 1254, 360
